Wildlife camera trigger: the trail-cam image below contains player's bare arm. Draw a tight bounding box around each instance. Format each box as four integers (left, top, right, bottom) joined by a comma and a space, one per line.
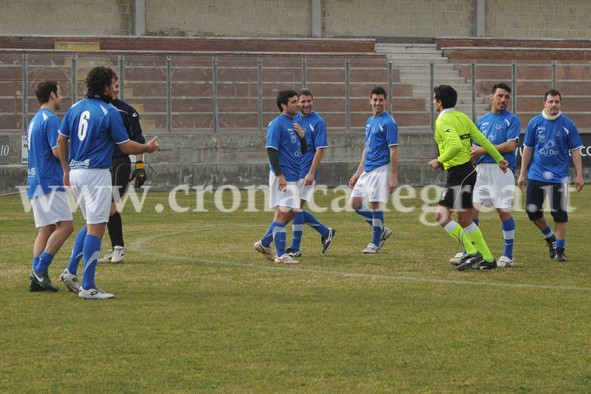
389, 146, 399, 192
349, 148, 366, 189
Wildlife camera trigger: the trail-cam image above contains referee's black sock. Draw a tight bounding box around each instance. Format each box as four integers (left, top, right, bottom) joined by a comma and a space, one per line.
107, 211, 124, 247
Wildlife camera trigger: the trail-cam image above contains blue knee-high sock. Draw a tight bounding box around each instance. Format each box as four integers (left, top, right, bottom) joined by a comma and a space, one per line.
541, 226, 555, 241
272, 223, 287, 257
355, 204, 373, 226
303, 210, 328, 236
81, 234, 102, 290
290, 212, 305, 250
372, 210, 384, 246
67, 226, 87, 275
35, 251, 54, 273
31, 256, 39, 271
261, 222, 279, 248
556, 239, 566, 249
501, 217, 515, 259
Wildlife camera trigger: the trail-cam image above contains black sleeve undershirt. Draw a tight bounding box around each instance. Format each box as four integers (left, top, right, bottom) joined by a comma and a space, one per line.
299, 136, 307, 154
267, 136, 307, 176
267, 148, 282, 176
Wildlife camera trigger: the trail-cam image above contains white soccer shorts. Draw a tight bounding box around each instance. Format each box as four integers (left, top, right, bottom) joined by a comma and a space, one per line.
268, 172, 302, 209
300, 180, 316, 202
473, 163, 515, 209
31, 191, 73, 228
70, 168, 112, 224
350, 163, 391, 203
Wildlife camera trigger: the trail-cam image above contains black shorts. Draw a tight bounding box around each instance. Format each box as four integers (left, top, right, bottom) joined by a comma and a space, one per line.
525, 180, 568, 222
438, 162, 477, 210
111, 156, 132, 201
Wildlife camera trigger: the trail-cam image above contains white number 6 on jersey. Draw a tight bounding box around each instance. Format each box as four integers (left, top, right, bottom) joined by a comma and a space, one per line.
78, 111, 90, 141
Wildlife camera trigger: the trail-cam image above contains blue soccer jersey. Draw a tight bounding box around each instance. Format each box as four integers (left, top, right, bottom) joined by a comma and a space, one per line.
26, 108, 65, 199
475, 110, 521, 171
265, 114, 302, 182
523, 113, 583, 183
58, 98, 130, 169
364, 112, 398, 172
294, 111, 328, 179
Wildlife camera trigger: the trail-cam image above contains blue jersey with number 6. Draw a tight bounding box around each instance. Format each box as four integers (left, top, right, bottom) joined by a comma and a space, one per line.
58, 98, 130, 169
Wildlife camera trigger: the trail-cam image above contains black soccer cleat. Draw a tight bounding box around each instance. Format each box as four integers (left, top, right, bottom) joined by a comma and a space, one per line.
29, 279, 47, 292
547, 238, 557, 259
476, 259, 497, 270
286, 247, 302, 258
554, 247, 567, 262
321, 228, 336, 254
457, 252, 483, 271
30, 270, 59, 292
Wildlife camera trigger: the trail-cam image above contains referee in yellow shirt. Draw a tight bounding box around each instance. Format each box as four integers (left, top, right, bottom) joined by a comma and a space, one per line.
428, 85, 509, 271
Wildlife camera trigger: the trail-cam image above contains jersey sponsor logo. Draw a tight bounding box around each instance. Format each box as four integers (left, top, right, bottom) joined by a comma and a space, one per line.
538, 139, 559, 156
69, 159, 91, 168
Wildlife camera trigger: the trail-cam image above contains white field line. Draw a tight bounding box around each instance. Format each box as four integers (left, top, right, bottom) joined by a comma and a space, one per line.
129, 230, 591, 293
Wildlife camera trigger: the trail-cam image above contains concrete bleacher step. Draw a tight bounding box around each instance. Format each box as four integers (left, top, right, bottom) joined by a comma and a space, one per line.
375, 43, 488, 115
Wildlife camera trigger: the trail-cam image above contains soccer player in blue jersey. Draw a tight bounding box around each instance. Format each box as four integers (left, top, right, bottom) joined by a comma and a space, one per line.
517, 89, 584, 262
98, 77, 146, 264
285, 88, 335, 258
57, 66, 159, 299
253, 89, 307, 264
449, 83, 521, 267
348, 86, 398, 254
26, 80, 75, 292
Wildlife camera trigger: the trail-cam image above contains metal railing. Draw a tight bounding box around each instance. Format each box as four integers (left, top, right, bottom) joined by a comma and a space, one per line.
1, 52, 590, 135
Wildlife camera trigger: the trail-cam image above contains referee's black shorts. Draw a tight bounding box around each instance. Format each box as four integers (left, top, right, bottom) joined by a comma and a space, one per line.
438, 162, 477, 211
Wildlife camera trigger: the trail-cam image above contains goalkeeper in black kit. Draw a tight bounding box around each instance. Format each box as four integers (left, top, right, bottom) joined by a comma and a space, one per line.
99, 77, 147, 263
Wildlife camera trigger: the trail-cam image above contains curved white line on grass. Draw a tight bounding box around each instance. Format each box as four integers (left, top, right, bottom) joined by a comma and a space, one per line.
129, 230, 591, 293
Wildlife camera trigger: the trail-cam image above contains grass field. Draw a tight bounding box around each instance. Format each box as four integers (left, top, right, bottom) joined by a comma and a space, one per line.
1, 187, 590, 393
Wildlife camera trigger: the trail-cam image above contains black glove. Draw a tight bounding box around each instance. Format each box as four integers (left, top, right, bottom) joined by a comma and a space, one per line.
129, 161, 147, 187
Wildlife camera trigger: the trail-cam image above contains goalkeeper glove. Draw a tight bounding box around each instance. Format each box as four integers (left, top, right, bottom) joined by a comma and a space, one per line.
130, 161, 147, 187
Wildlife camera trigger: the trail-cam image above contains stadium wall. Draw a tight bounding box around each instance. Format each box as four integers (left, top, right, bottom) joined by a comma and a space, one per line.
2, 0, 591, 39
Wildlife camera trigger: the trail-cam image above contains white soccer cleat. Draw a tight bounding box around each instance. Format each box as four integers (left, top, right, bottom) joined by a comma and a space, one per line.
379, 227, 392, 248
59, 269, 80, 293
363, 243, 379, 254
79, 287, 115, 300
449, 252, 466, 266
253, 240, 274, 261
274, 253, 300, 264
497, 255, 514, 268
98, 250, 113, 263
110, 245, 125, 263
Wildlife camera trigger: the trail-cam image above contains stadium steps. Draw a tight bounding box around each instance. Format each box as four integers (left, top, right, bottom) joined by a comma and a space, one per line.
375, 43, 489, 117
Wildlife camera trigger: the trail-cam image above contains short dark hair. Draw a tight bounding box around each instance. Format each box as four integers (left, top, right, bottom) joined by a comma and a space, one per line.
276, 89, 298, 112
35, 80, 58, 105
370, 86, 387, 98
85, 66, 117, 98
491, 83, 511, 94
297, 88, 313, 98
433, 85, 457, 109
544, 89, 561, 101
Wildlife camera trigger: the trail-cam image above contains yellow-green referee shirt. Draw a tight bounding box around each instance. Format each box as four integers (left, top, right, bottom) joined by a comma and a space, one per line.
435, 108, 504, 170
